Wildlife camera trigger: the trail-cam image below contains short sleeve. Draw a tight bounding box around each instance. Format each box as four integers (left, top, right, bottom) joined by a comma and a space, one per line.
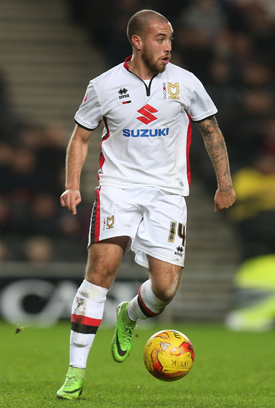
74, 81, 102, 130
187, 74, 218, 122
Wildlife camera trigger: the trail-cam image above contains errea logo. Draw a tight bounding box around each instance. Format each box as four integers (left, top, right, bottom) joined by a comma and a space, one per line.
118, 88, 130, 99
174, 246, 184, 257
137, 104, 158, 125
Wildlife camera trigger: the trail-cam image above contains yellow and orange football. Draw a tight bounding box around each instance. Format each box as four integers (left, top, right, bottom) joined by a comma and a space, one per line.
143, 330, 195, 381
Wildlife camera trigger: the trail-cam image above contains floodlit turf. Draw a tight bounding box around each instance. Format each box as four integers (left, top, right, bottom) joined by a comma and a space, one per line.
0, 321, 274, 407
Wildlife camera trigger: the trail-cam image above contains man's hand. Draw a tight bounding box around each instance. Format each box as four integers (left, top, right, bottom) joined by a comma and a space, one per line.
60, 189, 82, 215
214, 188, 236, 212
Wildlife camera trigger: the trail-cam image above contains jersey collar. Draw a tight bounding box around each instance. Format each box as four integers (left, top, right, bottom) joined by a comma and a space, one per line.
123, 55, 158, 97
123, 56, 132, 70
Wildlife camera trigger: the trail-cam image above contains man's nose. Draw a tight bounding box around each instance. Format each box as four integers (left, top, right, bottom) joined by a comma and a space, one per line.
165, 39, 172, 52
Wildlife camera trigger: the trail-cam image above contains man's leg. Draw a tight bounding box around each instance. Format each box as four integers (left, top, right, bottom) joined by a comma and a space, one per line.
111, 255, 182, 363
57, 236, 129, 400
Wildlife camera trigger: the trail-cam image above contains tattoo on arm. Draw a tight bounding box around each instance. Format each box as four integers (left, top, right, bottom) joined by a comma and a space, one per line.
195, 116, 232, 191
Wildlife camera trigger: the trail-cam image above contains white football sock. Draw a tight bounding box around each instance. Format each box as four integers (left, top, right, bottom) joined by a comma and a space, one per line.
69, 280, 108, 369
127, 279, 170, 321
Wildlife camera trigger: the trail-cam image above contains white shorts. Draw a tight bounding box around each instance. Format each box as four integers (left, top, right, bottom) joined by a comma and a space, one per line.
88, 186, 187, 268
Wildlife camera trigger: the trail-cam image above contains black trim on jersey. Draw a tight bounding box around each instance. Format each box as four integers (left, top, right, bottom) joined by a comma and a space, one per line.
74, 119, 101, 131
145, 74, 158, 96
127, 70, 158, 97
191, 114, 216, 123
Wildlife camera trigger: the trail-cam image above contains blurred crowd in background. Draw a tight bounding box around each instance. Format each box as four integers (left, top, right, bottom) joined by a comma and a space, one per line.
0, 120, 89, 262
0, 0, 274, 266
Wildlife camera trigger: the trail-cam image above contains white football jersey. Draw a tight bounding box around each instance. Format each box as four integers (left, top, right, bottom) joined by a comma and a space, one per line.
74, 57, 217, 196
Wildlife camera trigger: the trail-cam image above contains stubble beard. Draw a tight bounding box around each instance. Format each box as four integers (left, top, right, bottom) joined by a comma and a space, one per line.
141, 46, 167, 75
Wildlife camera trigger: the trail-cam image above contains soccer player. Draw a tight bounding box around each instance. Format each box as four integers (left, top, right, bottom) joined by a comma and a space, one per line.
57, 9, 236, 399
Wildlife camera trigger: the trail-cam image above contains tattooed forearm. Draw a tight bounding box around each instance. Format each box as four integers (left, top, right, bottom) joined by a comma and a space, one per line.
195, 116, 232, 192
196, 116, 224, 162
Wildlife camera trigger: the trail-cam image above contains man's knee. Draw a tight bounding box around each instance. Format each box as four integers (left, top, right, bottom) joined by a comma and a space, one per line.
151, 278, 180, 303
148, 257, 183, 302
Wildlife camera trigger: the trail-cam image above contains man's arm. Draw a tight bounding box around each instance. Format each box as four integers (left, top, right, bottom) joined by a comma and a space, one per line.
60, 124, 93, 215
195, 115, 236, 212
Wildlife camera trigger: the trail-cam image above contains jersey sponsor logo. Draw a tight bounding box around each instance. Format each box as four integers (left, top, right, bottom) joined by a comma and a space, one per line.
137, 104, 158, 125
168, 82, 180, 99
122, 128, 169, 137
118, 88, 130, 99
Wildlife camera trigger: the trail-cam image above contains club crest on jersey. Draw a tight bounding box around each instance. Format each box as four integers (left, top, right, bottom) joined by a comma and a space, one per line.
103, 215, 115, 230
118, 88, 130, 99
168, 82, 180, 100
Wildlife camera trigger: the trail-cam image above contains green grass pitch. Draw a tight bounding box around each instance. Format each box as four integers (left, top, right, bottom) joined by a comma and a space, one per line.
0, 321, 274, 407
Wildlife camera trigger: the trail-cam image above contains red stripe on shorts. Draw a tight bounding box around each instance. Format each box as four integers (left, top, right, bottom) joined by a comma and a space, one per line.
94, 187, 101, 243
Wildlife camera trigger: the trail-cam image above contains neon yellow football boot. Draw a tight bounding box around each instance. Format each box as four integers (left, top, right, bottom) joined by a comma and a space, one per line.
56, 366, 85, 400
111, 301, 136, 363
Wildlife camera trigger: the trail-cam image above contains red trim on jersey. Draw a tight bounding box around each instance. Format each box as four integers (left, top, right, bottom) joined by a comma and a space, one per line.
123, 56, 132, 70
138, 287, 160, 317
186, 114, 192, 187
71, 314, 102, 327
94, 187, 101, 242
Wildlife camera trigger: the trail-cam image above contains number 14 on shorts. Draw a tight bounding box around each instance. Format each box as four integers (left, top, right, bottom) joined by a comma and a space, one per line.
168, 222, 186, 246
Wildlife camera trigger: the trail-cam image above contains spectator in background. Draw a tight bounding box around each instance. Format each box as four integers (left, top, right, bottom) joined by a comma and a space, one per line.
0, 241, 10, 262
179, 0, 227, 39
241, 60, 273, 91
226, 253, 275, 331
17, 124, 66, 196
172, 27, 214, 82
23, 236, 54, 264
224, 88, 274, 173
0, 67, 18, 142
0, 121, 87, 262
0, 145, 46, 197
230, 151, 275, 259
0, 195, 11, 233
25, 192, 60, 237
263, 117, 275, 156
0, 145, 48, 236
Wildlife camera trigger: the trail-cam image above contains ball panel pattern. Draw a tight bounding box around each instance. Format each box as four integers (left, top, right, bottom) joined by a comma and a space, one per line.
143, 330, 195, 381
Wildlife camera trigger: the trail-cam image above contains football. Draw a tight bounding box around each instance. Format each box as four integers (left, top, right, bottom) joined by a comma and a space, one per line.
143, 330, 195, 381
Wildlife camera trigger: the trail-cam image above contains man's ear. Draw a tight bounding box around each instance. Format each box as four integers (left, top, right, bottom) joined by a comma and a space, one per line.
131, 35, 143, 50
